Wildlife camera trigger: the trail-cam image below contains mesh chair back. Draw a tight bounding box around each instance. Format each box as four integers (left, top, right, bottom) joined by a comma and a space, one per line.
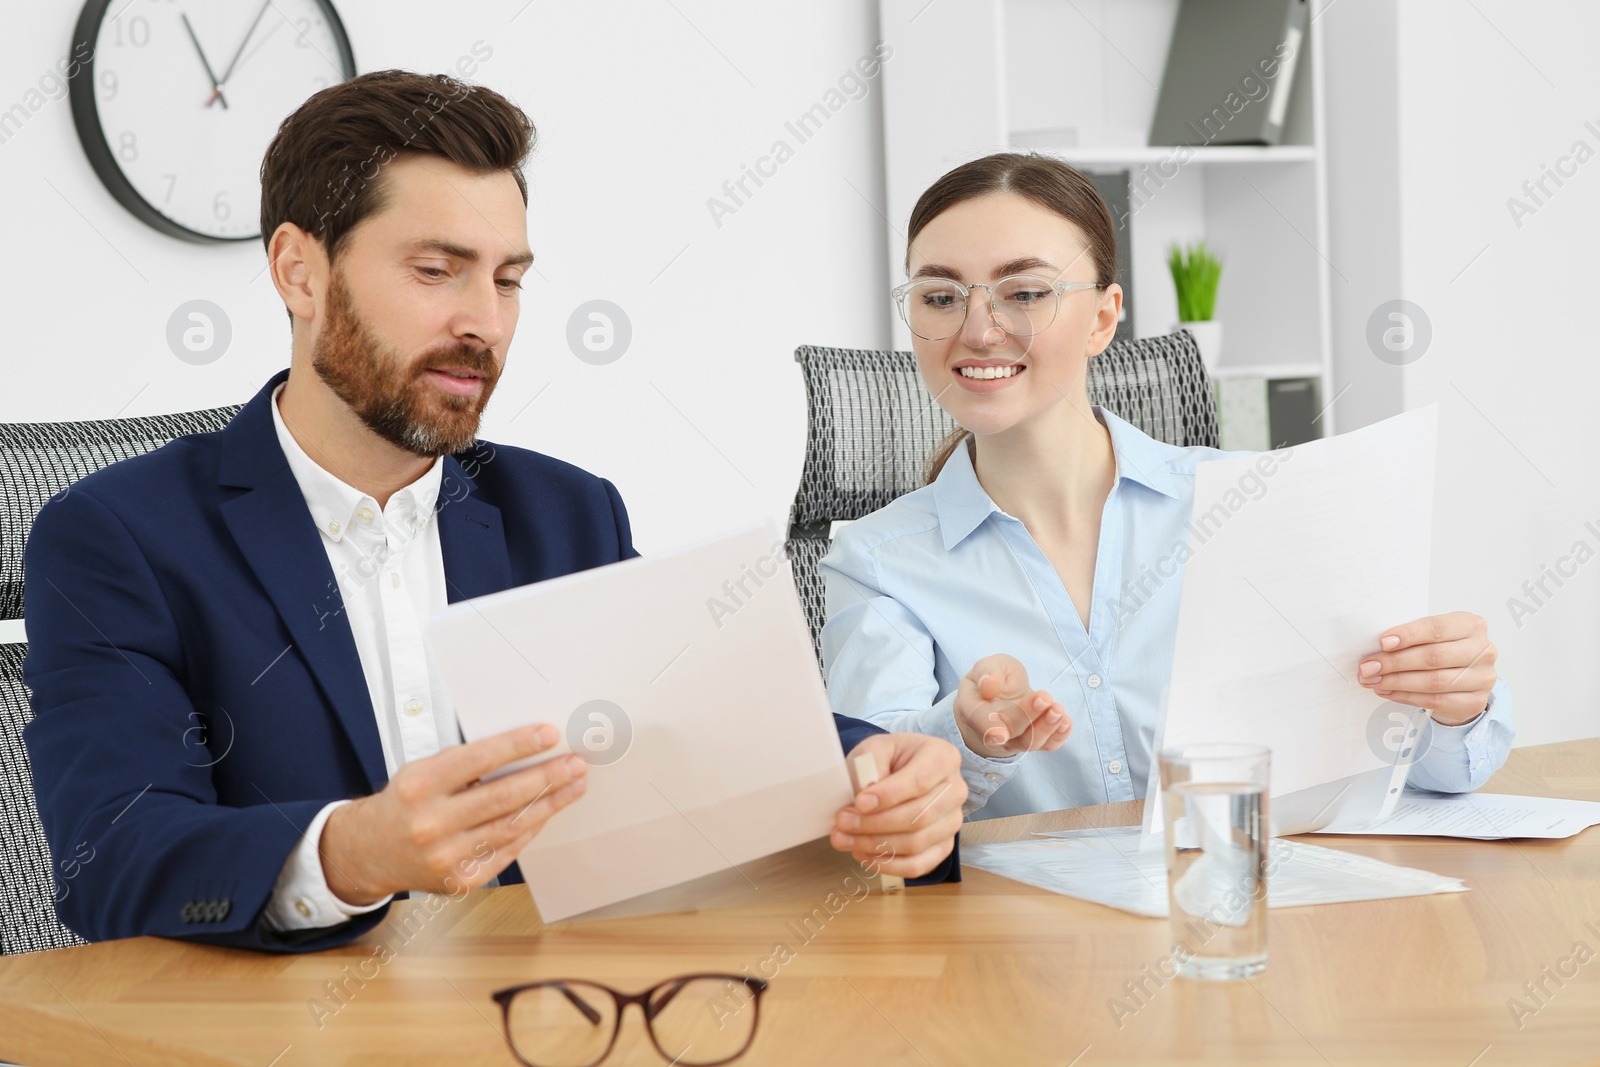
0, 406, 241, 620
0, 404, 240, 953
785, 330, 1218, 655
1, 642, 81, 954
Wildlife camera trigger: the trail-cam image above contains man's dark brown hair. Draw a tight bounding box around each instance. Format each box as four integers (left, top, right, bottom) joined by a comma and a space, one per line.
259, 69, 535, 265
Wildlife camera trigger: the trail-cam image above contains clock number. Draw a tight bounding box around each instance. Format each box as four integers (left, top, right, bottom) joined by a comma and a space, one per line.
71, 0, 353, 242
114, 16, 151, 47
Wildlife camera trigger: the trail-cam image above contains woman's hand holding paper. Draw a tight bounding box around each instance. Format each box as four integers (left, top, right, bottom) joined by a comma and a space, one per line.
1358, 612, 1498, 726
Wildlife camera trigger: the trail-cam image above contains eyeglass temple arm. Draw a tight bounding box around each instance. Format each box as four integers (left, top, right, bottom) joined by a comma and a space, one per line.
645, 978, 693, 1018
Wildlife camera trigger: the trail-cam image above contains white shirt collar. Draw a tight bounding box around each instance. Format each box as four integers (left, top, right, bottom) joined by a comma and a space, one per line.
269, 382, 444, 543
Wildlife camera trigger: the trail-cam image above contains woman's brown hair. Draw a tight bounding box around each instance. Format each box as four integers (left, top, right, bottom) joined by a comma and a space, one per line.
911, 153, 1118, 482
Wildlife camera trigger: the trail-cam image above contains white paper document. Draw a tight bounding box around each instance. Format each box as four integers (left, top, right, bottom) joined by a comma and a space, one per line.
1315, 790, 1600, 840
427, 525, 854, 922
965, 827, 1467, 918
1146, 407, 1440, 840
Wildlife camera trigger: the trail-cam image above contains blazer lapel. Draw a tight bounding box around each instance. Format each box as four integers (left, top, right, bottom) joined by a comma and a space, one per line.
436, 453, 514, 605
217, 373, 390, 791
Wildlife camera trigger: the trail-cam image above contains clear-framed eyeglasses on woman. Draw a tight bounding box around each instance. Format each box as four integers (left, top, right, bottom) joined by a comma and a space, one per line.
891, 274, 1102, 341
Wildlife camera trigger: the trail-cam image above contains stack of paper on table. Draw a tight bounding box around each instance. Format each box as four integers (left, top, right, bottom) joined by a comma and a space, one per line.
1316, 789, 1600, 839
964, 827, 1467, 918
427, 524, 855, 922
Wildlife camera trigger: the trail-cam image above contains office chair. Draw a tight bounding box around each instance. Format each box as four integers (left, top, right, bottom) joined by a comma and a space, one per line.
784, 329, 1220, 659
0, 404, 242, 954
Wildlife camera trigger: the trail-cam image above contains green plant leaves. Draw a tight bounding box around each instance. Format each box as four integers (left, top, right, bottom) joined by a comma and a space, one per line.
1167, 241, 1223, 322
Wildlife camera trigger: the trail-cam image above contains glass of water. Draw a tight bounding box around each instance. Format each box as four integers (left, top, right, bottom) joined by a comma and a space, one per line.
1159, 743, 1270, 980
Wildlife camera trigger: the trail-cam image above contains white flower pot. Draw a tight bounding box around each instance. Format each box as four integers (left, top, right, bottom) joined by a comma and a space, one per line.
1177, 320, 1223, 372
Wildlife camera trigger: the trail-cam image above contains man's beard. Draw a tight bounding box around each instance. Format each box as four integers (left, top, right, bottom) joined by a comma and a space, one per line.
311, 270, 501, 458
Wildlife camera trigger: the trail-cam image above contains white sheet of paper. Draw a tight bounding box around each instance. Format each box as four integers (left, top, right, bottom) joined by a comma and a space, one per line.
1316, 790, 1600, 840
1145, 407, 1440, 841
964, 827, 1467, 918
426, 524, 854, 922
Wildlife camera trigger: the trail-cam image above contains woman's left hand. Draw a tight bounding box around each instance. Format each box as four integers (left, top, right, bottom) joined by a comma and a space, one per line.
1358, 611, 1497, 726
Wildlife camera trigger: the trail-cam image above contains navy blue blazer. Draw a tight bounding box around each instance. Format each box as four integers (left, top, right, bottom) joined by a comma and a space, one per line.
24, 370, 949, 953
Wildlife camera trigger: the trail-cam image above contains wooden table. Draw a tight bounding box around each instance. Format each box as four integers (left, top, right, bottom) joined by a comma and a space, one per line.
3, 739, 1598, 1066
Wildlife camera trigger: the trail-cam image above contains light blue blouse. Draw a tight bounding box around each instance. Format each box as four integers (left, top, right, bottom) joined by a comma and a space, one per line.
819, 407, 1514, 821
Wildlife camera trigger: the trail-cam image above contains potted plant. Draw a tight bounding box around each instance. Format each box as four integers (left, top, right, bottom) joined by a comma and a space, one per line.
1167, 241, 1224, 370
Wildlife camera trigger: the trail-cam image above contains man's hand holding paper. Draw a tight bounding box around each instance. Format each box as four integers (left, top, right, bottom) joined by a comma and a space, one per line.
832, 732, 967, 878
319, 723, 588, 906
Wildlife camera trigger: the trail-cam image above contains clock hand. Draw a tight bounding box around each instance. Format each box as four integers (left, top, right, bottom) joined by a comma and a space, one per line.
221, 18, 287, 90
179, 13, 229, 110
206, 0, 274, 109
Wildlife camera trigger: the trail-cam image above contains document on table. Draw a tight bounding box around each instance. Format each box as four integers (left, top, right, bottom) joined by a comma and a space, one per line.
1316, 790, 1600, 840
964, 827, 1467, 918
426, 524, 855, 922
1144, 406, 1440, 842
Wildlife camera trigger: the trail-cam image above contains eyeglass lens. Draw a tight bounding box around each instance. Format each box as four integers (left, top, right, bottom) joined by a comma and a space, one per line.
899, 275, 1061, 340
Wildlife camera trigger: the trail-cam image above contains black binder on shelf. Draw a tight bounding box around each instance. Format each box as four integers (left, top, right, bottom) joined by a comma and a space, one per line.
1087, 169, 1134, 342
1266, 377, 1320, 448
1148, 0, 1308, 147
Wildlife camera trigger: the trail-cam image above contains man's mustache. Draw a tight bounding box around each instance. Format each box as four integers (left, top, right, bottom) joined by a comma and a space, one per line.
413, 344, 498, 378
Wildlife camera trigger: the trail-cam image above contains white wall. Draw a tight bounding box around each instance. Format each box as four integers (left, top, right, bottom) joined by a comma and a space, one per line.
0, 0, 894, 554
1324, 0, 1600, 746
6, 0, 1596, 748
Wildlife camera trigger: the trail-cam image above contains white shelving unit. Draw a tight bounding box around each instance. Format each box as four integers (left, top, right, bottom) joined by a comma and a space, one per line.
878, 0, 1335, 435
1011, 144, 1317, 165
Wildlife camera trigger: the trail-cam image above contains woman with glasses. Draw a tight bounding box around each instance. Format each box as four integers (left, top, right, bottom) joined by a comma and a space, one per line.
818, 152, 1513, 826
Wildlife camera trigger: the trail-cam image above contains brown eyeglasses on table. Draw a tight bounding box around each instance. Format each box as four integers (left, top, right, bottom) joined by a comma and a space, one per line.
491, 973, 768, 1067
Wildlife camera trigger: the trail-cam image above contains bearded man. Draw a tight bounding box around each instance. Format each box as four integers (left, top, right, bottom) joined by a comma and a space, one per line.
22, 71, 965, 952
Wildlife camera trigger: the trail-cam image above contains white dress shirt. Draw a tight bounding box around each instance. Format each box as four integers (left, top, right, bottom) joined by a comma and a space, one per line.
261, 384, 461, 932
821, 407, 1514, 821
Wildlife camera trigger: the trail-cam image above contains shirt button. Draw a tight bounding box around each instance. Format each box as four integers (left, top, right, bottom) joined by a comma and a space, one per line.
326, 520, 341, 535
391, 573, 401, 588
294, 899, 312, 918
357, 506, 376, 524
985, 773, 1001, 783
404, 699, 424, 717
1088, 674, 1103, 689
1109, 759, 1123, 774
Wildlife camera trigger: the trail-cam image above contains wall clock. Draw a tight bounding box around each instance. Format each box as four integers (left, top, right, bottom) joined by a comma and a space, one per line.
68, 0, 357, 243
